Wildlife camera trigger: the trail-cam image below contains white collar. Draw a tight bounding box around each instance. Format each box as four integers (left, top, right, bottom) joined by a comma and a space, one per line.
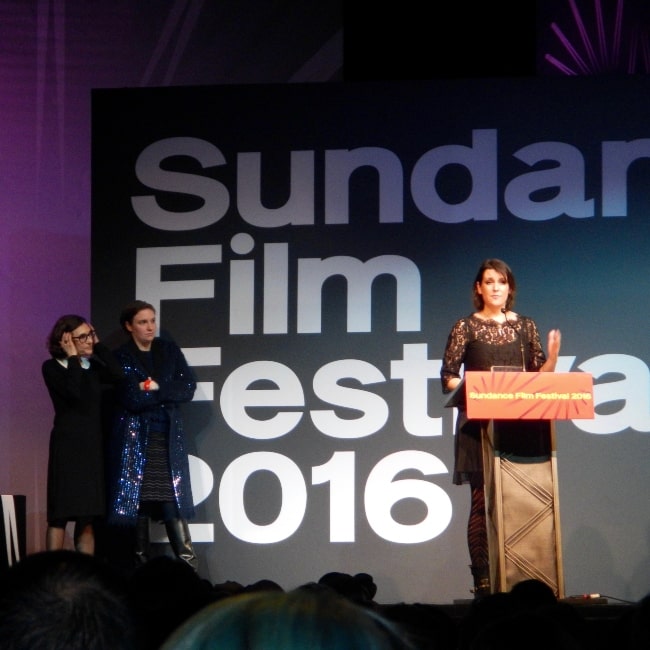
57, 357, 90, 369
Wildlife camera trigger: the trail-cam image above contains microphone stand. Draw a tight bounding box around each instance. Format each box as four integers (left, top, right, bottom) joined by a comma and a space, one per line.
501, 308, 526, 371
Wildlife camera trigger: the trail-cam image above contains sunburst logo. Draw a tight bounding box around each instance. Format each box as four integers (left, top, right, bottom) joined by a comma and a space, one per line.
542, 0, 650, 74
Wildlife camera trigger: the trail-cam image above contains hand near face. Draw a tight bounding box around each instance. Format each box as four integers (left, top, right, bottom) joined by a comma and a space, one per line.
88, 324, 99, 343
60, 333, 78, 358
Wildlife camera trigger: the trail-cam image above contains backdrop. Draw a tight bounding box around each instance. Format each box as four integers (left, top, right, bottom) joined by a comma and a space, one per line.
91, 76, 650, 603
0, 0, 341, 577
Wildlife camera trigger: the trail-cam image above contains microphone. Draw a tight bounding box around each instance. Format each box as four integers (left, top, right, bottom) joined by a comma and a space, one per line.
501, 308, 526, 371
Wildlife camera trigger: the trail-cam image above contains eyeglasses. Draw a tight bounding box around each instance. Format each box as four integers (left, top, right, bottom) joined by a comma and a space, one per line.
71, 330, 96, 343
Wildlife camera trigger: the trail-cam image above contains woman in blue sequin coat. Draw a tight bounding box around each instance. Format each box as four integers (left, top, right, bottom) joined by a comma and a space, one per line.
107, 300, 198, 570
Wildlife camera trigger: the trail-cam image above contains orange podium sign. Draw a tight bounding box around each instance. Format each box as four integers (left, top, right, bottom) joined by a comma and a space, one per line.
463, 371, 594, 420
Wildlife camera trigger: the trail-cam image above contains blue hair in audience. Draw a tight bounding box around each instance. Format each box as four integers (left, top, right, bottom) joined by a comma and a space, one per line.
161, 584, 414, 650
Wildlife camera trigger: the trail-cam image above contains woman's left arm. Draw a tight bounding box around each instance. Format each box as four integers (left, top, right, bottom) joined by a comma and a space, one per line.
540, 328, 561, 372
157, 342, 197, 404
526, 318, 561, 372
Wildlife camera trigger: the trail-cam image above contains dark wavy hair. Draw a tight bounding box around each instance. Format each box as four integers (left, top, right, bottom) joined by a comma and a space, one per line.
119, 300, 155, 333
0, 550, 136, 650
46, 314, 87, 359
472, 258, 517, 311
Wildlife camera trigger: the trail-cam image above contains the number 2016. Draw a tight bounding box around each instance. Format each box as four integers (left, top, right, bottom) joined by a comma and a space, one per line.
219, 450, 452, 544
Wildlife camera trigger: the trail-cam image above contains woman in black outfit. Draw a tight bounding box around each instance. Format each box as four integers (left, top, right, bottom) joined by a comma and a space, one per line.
42, 315, 124, 554
440, 259, 561, 597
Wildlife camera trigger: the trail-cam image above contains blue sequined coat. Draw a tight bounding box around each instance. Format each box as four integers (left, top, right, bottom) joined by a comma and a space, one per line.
107, 337, 196, 525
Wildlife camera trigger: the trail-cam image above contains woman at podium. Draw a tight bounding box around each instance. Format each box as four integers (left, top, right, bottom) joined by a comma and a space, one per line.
440, 258, 561, 598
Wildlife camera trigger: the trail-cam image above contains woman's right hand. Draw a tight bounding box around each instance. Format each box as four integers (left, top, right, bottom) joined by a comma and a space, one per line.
139, 377, 159, 391
60, 333, 77, 358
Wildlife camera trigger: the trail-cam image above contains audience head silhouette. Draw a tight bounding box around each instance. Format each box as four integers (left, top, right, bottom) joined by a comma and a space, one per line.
0, 550, 136, 650
160, 585, 413, 650
317, 570, 378, 606
509, 578, 557, 610
127, 555, 217, 650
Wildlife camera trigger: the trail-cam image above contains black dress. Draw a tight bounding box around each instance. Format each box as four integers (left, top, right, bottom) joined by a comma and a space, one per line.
41, 342, 124, 523
441, 314, 549, 487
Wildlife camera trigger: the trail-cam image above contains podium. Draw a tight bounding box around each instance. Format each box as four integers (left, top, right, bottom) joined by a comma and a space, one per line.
446, 371, 594, 597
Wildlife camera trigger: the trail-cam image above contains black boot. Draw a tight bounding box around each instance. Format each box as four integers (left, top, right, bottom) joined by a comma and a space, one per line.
165, 517, 198, 571
470, 565, 491, 599
135, 515, 150, 566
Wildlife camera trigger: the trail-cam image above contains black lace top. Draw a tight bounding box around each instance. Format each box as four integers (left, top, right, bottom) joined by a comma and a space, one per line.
441, 313, 546, 393
441, 313, 550, 485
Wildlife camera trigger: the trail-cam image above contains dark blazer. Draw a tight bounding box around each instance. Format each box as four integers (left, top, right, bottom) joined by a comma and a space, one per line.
42, 342, 124, 521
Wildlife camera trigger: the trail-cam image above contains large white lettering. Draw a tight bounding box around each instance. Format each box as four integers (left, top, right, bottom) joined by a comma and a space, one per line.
131, 130, 644, 229
135, 244, 650, 437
